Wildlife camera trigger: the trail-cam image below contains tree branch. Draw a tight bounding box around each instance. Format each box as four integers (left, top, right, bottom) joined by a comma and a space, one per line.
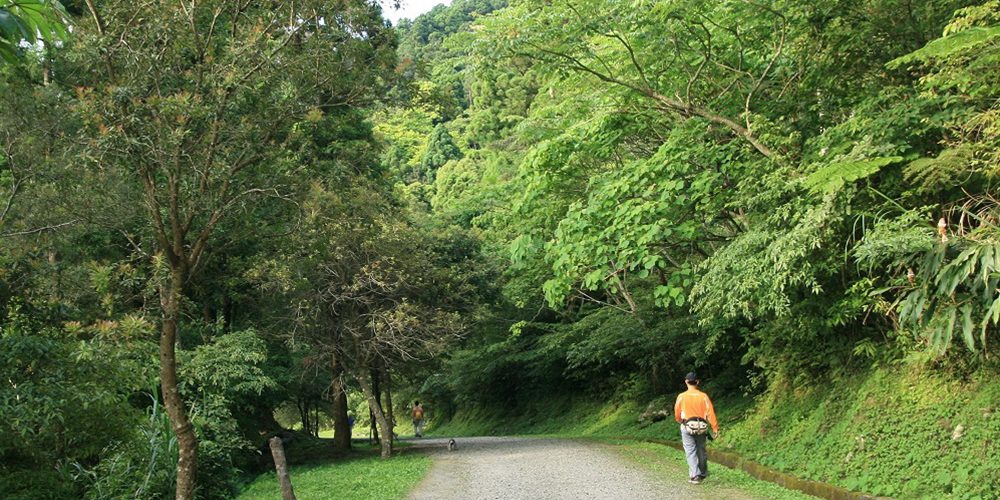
516, 42, 777, 160
83, 0, 106, 35
1, 220, 78, 237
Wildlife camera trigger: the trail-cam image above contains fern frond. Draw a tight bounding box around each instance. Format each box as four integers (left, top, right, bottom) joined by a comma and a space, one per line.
903, 147, 973, 194
889, 26, 1000, 68
804, 156, 902, 194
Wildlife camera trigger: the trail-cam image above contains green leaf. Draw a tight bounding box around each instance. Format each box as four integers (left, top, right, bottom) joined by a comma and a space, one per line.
983, 298, 1000, 348
0, 39, 18, 64
889, 27, 1000, 67
0, 10, 21, 39
803, 157, 903, 194
940, 306, 957, 354
641, 254, 663, 271
0, 8, 33, 42
959, 304, 976, 352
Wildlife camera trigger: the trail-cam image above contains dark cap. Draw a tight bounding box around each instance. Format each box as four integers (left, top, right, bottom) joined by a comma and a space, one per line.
685, 372, 699, 382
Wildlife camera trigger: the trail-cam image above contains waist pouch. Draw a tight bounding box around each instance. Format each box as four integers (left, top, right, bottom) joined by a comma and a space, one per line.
682, 417, 709, 435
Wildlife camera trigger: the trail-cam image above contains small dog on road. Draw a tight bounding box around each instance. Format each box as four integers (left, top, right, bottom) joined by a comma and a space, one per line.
447, 439, 457, 452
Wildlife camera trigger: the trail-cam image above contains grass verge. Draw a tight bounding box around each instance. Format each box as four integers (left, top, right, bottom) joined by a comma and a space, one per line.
236, 448, 430, 500
609, 439, 814, 500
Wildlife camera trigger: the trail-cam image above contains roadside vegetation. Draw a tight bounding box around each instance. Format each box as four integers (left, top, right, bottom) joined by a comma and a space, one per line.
1, 0, 998, 499
236, 450, 430, 500
433, 364, 1000, 497
395, 1, 1000, 497
613, 441, 813, 500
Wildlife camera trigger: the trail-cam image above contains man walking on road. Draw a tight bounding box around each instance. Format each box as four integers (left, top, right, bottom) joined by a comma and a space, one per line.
412, 401, 426, 438
674, 372, 719, 484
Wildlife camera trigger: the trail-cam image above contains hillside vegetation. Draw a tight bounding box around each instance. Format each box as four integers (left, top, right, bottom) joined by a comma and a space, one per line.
388, 1, 1000, 498
1, 0, 998, 498
434, 365, 999, 498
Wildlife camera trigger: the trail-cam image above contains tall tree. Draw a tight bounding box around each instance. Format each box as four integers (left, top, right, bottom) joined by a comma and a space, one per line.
254, 178, 473, 457
60, 1, 394, 497
420, 123, 463, 180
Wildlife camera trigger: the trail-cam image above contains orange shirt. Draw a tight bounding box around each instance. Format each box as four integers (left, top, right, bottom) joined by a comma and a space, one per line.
674, 388, 718, 432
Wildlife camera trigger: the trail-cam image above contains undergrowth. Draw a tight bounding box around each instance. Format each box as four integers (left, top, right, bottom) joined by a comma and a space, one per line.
722, 366, 999, 499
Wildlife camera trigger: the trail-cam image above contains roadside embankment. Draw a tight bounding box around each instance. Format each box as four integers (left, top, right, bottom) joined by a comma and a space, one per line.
432, 364, 999, 499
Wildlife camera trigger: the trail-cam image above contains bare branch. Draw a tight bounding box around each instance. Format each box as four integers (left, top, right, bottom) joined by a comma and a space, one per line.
1, 220, 78, 238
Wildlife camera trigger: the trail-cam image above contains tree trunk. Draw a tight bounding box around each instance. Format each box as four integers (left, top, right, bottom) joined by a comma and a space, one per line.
313, 407, 320, 438
331, 355, 351, 450
298, 399, 311, 437
379, 362, 395, 443
40, 40, 51, 86
332, 387, 351, 449
357, 370, 392, 458
306, 402, 313, 437
369, 367, 381, 445
160, 270, 198, 500
268, 437, 297, 500
369, 407, 379, 445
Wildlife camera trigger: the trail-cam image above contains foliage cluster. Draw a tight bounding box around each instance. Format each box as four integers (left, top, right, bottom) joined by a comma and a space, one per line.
4, 0, 1000, 498
0, 0, 67, 64
721, 367, 1000, 498
383, 0, 1000, 403
0, 0, 478, 498
373, 1, 1000, 497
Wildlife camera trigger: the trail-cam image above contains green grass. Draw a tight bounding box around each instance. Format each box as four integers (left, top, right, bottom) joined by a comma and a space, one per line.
610, 440, 813, 500
236, 450, 431, 500
721, 366, 1000, 498
316, 418, 418, 440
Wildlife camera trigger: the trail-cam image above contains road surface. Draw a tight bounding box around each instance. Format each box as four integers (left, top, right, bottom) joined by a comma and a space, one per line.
405, 436, 757, 500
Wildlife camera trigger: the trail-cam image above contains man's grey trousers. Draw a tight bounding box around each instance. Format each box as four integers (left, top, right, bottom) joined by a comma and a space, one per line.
680, 425, 708, 478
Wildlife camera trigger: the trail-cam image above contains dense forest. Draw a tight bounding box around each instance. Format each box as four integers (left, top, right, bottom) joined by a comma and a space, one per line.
1, 0, 998, 498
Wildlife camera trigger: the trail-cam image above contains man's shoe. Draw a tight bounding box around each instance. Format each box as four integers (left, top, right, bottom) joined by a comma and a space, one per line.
689, 477, 702, 484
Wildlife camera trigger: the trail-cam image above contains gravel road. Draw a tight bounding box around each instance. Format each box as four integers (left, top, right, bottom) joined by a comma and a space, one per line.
405, 437, 728, 500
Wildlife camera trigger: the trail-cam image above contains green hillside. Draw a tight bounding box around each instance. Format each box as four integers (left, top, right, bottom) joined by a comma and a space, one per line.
1, 0, 998, 498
